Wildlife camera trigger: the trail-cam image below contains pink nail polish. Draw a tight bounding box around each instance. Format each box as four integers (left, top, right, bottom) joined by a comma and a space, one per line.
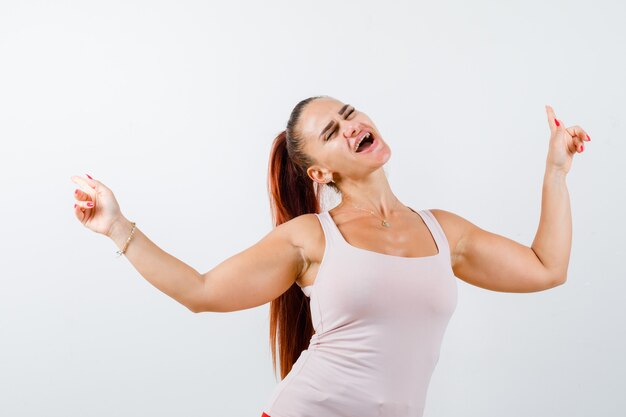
555, 119, 560, 127
74, 203, 77, 208
586, 134, 591, 141
87, 202, 94, 207
86, 174, 93, 179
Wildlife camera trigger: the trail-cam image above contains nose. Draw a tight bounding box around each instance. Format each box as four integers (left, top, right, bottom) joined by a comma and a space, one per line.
343, 123, 359, 139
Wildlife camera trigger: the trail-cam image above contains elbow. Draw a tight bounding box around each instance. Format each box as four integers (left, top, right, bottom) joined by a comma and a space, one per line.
188, 272, 211, 313
550, 273, 568, 288
187, 300, 206, 313
186, 292, 205, 313
541, 264, 568, 289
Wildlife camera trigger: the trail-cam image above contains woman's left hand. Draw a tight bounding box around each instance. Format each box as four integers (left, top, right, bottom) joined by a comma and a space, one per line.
544, 105, 591, 175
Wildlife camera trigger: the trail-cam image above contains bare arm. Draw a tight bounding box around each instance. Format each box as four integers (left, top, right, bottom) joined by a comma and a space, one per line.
432, 167, 571, 293
433, 105, 588, 293
108, 217, 204, 312
196, 215, 308, 313
434, 208, 558, 293
530, 166, 571, 283
109, 214, 306, 313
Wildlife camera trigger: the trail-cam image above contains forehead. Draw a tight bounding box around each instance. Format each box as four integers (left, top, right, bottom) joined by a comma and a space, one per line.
298, 98, 345, 138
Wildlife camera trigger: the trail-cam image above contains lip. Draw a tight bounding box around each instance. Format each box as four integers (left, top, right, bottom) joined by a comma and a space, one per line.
356, 135, 378, 154
353, 129, 374, 153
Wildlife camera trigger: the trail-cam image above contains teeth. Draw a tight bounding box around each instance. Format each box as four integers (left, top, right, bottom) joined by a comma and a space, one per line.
355, 132, 371, 152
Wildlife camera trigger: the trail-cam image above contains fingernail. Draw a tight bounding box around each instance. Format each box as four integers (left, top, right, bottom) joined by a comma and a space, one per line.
554, 119, 560, 127
87, 202, 94, 207
579, 144, 584, 152
74, 203, 77, 208
74, 189, 78, 195
586, 134, 591, 141
86, 174, 93, 179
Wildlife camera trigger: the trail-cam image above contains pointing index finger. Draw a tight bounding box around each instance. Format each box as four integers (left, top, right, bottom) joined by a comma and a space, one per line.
545, 104, 559, 130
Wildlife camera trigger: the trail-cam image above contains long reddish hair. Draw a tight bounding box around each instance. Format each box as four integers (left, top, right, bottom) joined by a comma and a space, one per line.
266, 95, 340, 380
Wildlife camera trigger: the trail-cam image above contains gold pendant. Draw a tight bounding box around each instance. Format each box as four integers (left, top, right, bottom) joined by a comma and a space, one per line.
382, 220, 391, 228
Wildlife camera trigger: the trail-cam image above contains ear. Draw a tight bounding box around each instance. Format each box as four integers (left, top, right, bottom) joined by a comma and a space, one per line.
306, 165, 333, 185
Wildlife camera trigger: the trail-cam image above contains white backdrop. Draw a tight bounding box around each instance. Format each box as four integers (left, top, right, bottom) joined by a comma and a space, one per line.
1, 0, 624, 416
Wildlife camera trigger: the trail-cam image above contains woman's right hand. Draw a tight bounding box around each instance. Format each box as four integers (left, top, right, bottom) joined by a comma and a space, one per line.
70, 174, 125, 237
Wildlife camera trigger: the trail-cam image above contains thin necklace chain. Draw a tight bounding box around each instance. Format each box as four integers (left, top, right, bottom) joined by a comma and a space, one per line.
349, 203, 392, 228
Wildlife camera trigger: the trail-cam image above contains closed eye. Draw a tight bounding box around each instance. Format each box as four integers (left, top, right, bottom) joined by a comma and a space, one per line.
325, 108, 356, 141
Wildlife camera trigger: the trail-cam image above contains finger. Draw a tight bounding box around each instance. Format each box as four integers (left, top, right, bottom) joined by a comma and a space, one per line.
75, 199, 95, 209
83, 174, 97, 189
74, 204, 83, 219
575, 138, 584, 153
74, 201, 93, 223
74, 188, 90, 201
69, 174, 96, 189
545, 105, 560, 131
73, 202, 85, 222
565, 134, 582, 154
565, 125, 588, 142
70, 174, 96, 198
566, 125, 591, 142
566, 125, 589, 153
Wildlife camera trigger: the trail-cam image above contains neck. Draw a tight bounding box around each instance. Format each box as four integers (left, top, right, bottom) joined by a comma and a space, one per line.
336, 169, 402, 218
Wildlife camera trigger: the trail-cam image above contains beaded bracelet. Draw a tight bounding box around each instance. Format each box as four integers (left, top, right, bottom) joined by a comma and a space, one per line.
115, 221, 137, 258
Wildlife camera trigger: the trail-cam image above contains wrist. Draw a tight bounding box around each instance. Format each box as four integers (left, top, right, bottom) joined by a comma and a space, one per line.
545, 165, 567, 180
543, 166, 568, 189
108, 216, 133, 243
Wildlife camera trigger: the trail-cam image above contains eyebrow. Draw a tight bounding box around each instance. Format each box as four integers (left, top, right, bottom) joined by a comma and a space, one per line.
319, 104, 353, 140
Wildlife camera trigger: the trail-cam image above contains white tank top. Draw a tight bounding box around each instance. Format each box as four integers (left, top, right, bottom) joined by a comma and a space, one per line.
262, 207, 458, 417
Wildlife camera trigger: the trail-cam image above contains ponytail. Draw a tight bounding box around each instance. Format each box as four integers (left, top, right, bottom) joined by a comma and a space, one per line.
265, 96, 328, 380
267, 130, 320, 227
266, 129, 319, 381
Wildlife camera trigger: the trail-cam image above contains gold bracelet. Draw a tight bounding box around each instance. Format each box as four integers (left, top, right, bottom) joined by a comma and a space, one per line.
115, 221, 137, 258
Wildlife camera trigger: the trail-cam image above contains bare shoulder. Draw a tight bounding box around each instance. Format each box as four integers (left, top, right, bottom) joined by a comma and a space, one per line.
278, 213, 324, 275
280, 213, 322, 245
428, 208, 476, 260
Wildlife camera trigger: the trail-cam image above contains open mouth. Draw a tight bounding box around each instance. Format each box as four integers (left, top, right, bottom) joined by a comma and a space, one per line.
355, 132, 376, 153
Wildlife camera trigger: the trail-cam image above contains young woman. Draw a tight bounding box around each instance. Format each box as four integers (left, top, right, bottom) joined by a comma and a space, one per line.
70, 95, 590, 417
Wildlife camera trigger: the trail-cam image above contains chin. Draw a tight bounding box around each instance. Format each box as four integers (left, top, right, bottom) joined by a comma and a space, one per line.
378, 140, 392, 164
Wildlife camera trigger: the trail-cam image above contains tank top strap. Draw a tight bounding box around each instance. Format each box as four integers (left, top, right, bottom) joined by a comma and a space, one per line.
300, 212, 340, 298
313, 211, 342, 249
407, 206, 450, 258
